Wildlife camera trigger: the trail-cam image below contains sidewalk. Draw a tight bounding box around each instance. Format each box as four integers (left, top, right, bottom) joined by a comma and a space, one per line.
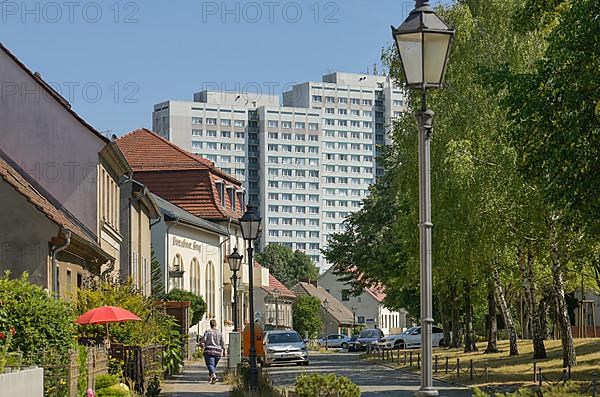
160, 360, 231, 396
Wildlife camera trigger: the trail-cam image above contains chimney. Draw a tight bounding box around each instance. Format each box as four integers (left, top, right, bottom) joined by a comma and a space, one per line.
300, 278, 317, 287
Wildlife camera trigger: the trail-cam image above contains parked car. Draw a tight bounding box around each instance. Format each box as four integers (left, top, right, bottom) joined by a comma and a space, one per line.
261, 330, 309, 367
317, 334, 351, 349
377, 326, 446, 349
348, 328, 384, 351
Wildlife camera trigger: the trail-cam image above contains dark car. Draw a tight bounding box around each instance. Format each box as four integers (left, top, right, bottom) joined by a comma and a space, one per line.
348, 328, 384, 351
347, 334, 360, 352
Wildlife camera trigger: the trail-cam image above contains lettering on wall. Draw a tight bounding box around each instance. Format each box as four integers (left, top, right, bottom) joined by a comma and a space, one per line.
172, 236, 203, 254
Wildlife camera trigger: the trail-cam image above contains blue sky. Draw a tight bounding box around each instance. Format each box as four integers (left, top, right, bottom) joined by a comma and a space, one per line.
1, 0, 451, 135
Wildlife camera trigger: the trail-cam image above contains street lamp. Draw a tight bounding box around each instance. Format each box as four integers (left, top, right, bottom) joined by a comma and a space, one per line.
240, 205, 262, 390
391, 2, 454, 396
272, 287, 281, 329
351, 306, 357, 335
228, 248, 243, 332
323, 298, 330, 351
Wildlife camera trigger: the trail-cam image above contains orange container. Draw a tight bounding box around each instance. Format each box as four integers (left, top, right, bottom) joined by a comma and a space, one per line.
242, 323, 264, 357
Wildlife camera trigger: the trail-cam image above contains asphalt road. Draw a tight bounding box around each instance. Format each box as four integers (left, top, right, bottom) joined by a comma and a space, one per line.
266, 351, 473, 397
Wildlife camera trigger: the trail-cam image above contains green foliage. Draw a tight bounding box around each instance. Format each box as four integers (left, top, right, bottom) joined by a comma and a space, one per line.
295, 373, 360, 397
256, 244, 319, 288
159, 289, 206, 327
0, 273, 75, 395
292, 296, 323, 340
230, 365, 283, 397
161, 314, 183, 376
95, 384, 131, 397
77, 345, 89, 396
145, 375, 161, 397
150, 249, 165, 297
95, 374, 120, 389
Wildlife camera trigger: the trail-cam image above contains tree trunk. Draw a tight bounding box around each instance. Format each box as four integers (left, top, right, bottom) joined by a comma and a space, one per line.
463, 282, 478, 352
518, 246, 547, 359
450, 284, 463, 348
492, 267, 519, 355
522, 298, 531, 339
485, 279, 499, 353
550, 220, 577, 367
539, 293, 549, 340
439, 298, 451, 348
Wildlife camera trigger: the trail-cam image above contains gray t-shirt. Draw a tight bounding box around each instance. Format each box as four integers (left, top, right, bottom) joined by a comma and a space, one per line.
201, 328, 225, 357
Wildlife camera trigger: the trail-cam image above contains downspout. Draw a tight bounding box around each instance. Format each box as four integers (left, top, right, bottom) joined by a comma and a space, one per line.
218, 217, 233, 336
129, 186, 150, 286
51, 228, 71, 299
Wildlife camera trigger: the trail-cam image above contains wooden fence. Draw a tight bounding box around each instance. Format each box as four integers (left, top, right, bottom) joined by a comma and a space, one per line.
110, 344, 163, 393
67, 346, 108, 397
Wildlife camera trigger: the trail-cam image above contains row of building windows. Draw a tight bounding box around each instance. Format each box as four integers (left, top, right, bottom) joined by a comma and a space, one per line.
312, 95, 374, 106
267, 157, 319, 167
267, 132, 319, 141
325, 188, 367, 196
267, 169, 320, 179
324, 108, 374, 117
324, 177, 372, 185
267, 120, 319, 130
323, 142, 373, 151
267, 144, 320, 154
324, 119, 373, 128
324, 130, 373, 140
323, 154, 373, 162
192, 117, 246, 127
192, 130, 246, 139
268, 217, 320, 226
323, 165, 372, 174
269, 230, 320, 238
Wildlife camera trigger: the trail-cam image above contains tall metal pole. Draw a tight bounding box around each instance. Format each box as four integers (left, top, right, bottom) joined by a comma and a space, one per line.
247, 241, 258, 389
416, 90, 437, 397
232, 272, 239, 332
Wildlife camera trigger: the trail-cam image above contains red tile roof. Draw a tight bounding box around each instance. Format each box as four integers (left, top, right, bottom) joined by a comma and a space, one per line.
262, 274, 296, 299
116, 129, 244, 220
0, 151, 101, 250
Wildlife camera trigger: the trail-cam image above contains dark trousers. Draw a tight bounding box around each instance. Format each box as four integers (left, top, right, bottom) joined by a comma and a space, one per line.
204, 354, 221, 376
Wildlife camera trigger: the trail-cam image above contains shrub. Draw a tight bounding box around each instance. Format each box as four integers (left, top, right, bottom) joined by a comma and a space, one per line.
474, 383, 587, 396
159, 289, 206, 327
95, 374, 120, 390
293, 296, 323, 340
0, 273, 75, 395
295, 373, 360, 397
95, 384, 131, 397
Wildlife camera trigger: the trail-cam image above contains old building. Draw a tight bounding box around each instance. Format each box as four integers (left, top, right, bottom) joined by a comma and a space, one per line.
254, 267, 296, 329
0, 43, 124, 292
318, 265, 408, 335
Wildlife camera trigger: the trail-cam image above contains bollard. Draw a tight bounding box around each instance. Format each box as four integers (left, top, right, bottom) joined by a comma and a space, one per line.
533, 361, 537, 383
568, 365, 571, 380
435, 355, 439, 373
417, 352, 421, 369
445, 356, 449, 374
562, 368, 567, 384
410, 351, 413, 367
470, 359, 474, 381
484, 362, 488, 383
457, 358, 460, 378
538, 367, 543, 387
404, 351, 407, 366
592, 372, 596, 397
397, 346, 401, 364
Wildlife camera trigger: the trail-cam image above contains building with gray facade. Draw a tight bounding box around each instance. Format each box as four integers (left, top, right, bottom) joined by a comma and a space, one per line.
152, 72, 406, 271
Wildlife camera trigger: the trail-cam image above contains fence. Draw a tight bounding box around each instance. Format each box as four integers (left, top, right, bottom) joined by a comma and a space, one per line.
366, 346, 598, 395
67, 346, 108, 397
0, 367, 44, 397
110, 344, 163, 394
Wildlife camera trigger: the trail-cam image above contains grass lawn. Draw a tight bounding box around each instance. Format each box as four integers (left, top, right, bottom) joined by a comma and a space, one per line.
365, 339, 600, 389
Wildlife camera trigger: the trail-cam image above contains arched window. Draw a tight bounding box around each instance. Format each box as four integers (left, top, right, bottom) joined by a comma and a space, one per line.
205, 261, 215, 318
190, 258, 201, 295
170, 254, 184, 291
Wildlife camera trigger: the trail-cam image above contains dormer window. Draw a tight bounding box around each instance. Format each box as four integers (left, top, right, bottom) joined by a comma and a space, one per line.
227, 186, 236, 211
216, 180, 225, 207
237, 190, 246, 210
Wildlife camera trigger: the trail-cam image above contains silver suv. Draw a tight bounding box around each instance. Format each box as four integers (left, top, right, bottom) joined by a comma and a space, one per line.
261, 330, 309, 367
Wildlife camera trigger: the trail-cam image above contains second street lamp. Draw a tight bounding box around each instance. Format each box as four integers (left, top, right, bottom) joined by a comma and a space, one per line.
351, 306, 357, 334
392, 1, 454, 396
323, 298, 330, 351
272, 287, 281, 328
240, 205, 262, 391
227, 248, 243, 332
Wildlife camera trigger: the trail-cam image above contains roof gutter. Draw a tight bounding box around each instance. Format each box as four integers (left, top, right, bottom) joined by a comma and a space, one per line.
51, 228, 71, 299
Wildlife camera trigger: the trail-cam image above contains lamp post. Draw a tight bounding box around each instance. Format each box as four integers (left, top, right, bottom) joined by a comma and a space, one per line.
272, 287, 281, 329
323, 298, 330, 351
392, 2, 454, 396
239, 205, 262, 390
351, 306, 357, 335
228, 248, 243, 332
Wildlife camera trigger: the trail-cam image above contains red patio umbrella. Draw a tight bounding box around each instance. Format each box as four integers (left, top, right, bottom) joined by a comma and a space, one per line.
76, 306, 141, 344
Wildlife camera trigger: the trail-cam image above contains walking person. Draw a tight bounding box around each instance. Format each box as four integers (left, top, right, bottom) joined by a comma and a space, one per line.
199, 319, 225, 384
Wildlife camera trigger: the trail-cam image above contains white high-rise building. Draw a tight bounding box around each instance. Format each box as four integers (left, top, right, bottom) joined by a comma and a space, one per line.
152, 72, 407, 271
